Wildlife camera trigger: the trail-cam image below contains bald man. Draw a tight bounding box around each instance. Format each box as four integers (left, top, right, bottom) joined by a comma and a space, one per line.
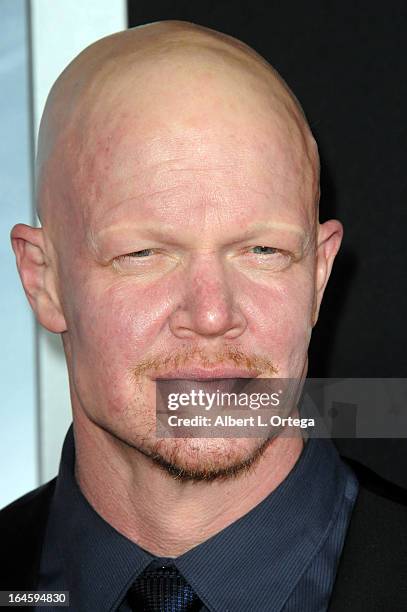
1, 20, 406, 612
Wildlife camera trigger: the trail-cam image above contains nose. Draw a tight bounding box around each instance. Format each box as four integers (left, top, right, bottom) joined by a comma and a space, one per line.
168, 257, 247, 341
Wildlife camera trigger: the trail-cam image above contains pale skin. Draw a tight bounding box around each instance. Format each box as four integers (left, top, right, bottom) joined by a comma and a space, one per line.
11, 22, 343, 556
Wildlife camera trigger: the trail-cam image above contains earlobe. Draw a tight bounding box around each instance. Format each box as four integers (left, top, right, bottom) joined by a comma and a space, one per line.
312, 219, 343, 326
10, 223, 67, 333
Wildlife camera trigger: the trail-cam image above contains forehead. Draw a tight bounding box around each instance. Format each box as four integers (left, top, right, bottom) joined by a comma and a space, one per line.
96, 133, 310, 228
74, 104, 317, 237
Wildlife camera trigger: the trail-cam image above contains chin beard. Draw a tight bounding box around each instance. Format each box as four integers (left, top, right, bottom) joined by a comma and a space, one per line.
140, 436, 274, 483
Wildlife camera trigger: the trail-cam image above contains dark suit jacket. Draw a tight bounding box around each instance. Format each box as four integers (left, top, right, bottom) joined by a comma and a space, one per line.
1, 457, 406, 611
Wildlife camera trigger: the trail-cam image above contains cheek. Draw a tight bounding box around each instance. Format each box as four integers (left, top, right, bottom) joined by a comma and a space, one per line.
244, 267, 315, 368
63, 276, 173, 414
68, 279, 168, 364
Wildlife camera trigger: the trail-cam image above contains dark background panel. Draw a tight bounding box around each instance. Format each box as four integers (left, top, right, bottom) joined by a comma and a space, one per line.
127, 1, 407, 486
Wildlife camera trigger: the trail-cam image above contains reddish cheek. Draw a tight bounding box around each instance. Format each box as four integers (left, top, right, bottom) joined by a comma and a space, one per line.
64, 282, 157, 415
70, 278, 168, 366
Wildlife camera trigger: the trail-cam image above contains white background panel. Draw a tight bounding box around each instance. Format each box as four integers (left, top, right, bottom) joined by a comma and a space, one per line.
0, 0, 37, 508
30, 0, 127, 483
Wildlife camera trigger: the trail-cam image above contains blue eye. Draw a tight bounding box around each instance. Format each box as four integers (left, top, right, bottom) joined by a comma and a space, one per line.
251, 246, 278, 255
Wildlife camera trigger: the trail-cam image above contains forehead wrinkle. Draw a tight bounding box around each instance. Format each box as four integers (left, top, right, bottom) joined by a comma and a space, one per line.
89, 179, 311, 235
81, 127, 316, 219
81, 124, 316, 214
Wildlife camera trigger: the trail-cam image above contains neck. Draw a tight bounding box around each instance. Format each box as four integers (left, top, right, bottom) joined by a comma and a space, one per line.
73, 415, 303, 557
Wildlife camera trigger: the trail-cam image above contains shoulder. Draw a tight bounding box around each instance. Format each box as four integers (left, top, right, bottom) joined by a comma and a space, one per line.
0, 478, 57, 529
342, 456, 407, 572
329, 456, 407, 611
0, 479, 57, 590
343, 455, 407, 528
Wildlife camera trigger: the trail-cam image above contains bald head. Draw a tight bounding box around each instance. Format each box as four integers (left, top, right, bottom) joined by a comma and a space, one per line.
36, 20, 319, 235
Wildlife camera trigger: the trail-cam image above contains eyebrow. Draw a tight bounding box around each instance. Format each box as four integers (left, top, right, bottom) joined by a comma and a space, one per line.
242, 221, 307, 237
94, 220, 307, 241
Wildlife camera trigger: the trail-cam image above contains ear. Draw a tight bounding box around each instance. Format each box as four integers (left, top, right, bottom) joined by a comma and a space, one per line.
312, 219, 343, 326
10, 223, 67, 333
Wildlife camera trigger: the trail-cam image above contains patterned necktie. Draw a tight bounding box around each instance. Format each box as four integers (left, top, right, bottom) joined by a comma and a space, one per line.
126, 561, 203, 612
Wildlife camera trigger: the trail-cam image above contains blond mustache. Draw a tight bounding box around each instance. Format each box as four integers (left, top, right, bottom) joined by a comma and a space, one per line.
130, 346, 278, 378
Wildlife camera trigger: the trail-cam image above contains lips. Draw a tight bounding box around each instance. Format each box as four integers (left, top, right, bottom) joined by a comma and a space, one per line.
153, 367, 261, 380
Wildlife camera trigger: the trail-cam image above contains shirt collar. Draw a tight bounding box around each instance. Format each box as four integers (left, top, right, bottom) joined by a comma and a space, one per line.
47, 425, 350, 612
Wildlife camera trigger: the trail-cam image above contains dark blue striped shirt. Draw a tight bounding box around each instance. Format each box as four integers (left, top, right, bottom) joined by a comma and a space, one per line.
38, 425, 358, 611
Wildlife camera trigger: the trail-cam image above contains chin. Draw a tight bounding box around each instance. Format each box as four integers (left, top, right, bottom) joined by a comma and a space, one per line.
142, 436, 273, 482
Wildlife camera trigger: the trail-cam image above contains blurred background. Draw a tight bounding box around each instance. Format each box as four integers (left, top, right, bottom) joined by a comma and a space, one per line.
1, 0, 406, 508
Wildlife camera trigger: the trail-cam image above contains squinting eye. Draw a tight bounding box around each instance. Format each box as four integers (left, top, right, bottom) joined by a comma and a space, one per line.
119, 249, 154, 260
250, 246, 278, 255
242, 245, 292, 272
